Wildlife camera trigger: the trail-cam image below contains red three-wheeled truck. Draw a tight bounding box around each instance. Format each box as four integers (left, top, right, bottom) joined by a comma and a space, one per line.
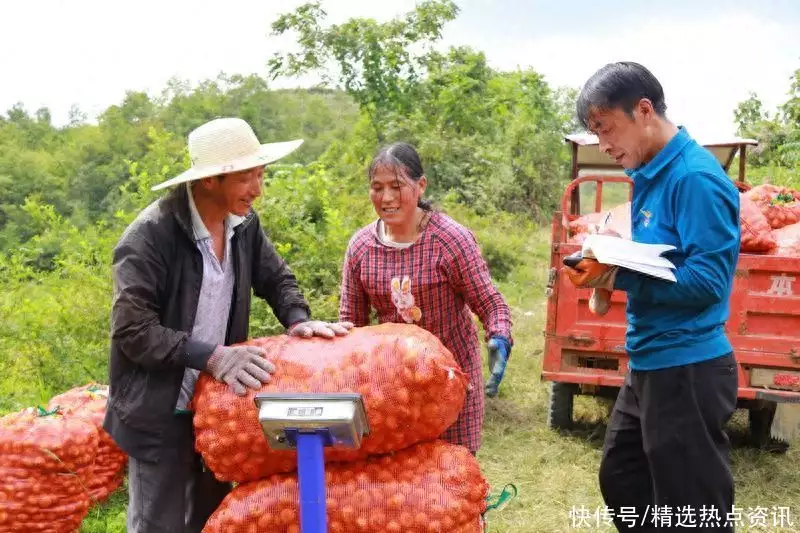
543, 134, 800, 450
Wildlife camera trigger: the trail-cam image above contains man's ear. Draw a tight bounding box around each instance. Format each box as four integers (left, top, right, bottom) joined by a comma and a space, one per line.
636, 98, 655, 120
196, 177, 215, 191
198, 175, 227, 193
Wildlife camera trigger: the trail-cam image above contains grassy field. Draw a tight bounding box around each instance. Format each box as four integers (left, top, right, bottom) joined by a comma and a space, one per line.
77, 227, 800, 532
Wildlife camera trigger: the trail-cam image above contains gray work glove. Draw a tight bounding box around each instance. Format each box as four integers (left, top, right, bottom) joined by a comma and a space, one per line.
205, 345, 275, 396
287, 320, 354, 339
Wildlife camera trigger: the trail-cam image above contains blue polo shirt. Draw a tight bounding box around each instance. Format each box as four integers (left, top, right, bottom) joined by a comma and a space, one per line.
613, 127, 740, 370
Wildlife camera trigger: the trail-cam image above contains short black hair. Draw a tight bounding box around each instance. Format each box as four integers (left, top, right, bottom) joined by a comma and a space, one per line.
576, 62, 667, 129
368, 142, 433, 211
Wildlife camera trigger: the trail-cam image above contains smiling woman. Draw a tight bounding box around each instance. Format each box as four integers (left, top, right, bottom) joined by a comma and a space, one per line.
339, 142, 515, 455
367, 142, 432, 244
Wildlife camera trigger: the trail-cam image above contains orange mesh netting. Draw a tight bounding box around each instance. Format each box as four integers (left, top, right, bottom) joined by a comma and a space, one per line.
193, 323, 469, 483
568, 202, 631, 243
568, 211, 604, 238
47, 384, 127, 504
739, 193, 778, 253
202, 440, 488, 533
0, 407, 98, 533
747, 184, 800, 229
770, 222, 800, 256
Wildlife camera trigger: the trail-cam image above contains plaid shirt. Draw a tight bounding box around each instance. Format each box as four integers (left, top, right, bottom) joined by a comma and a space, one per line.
339, 212, 513, 453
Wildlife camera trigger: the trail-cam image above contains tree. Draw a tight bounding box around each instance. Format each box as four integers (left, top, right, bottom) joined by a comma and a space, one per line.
733, 69, 800, 174
67, 104, 88, 127
268, 0, 459, 142
780, 68, 800, 125
735, 92, 767, 135
5, 103, 29, 124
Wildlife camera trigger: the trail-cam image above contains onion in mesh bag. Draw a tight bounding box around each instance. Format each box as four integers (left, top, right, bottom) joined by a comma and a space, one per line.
203, 440, 488, 533
193, 323, 469, 483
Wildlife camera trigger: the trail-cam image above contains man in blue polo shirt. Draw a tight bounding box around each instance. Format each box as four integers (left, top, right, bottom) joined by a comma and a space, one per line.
565, 62, 740, 532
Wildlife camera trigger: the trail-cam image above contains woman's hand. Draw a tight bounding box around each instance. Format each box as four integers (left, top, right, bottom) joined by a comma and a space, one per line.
485, 336, 511, 397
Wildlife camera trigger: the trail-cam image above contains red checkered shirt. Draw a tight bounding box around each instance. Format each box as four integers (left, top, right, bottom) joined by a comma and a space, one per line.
339, 212, 513, 453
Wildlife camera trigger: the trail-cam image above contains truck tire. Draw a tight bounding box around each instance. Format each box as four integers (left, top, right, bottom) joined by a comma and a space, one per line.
748, 403, 789, 454
548, 382, 578, 430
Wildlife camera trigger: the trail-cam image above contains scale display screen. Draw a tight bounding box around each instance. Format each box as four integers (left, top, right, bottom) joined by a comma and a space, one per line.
255, 393, 370, 450
288, 406, 324, 417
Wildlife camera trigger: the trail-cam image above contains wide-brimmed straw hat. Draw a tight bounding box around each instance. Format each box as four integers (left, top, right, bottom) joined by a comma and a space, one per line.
151, 117, 303, 191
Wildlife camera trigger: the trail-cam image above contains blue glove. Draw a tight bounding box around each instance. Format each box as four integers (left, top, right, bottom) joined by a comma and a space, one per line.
485, 336, 511, 397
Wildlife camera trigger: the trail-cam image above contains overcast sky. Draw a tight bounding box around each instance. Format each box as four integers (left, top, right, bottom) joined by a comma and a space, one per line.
2, 0, 798, 140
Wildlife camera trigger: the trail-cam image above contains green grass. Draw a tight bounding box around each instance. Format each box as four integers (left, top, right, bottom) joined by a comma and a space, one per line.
80, 488, 128, 533
79, 226, 800, 532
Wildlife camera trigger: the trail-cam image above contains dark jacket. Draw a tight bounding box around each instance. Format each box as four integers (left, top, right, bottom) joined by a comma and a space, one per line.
102, 184, 310, 461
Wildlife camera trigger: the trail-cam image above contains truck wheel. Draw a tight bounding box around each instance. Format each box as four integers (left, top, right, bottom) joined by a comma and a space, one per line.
748, 403, 789, 454
548, 382, 578, 430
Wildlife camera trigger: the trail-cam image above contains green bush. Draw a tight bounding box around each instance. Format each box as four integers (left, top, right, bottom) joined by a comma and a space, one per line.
0, 263, 111, 414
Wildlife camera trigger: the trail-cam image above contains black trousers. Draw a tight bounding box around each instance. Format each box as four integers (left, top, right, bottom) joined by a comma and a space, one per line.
127, 414, 232, 533
599, 353, 738, 532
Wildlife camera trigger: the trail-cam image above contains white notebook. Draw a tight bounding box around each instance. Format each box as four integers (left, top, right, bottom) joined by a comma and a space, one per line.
581, 234, 677, 283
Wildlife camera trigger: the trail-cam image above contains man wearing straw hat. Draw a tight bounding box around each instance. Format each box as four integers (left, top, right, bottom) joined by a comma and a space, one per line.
104, 117, 352, 532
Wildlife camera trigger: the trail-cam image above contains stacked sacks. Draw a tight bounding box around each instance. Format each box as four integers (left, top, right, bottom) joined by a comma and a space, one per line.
770, 223, 800, 257
747, 184, 800, 229
568, 201, 631, 244
745, 184, 800, 257
193, 323, 471, 482
203, 441, 488, 533
194, 323, 490, 533
47, 384, 127, 504
739, 193, 778, 253
0, 407, 98, 533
